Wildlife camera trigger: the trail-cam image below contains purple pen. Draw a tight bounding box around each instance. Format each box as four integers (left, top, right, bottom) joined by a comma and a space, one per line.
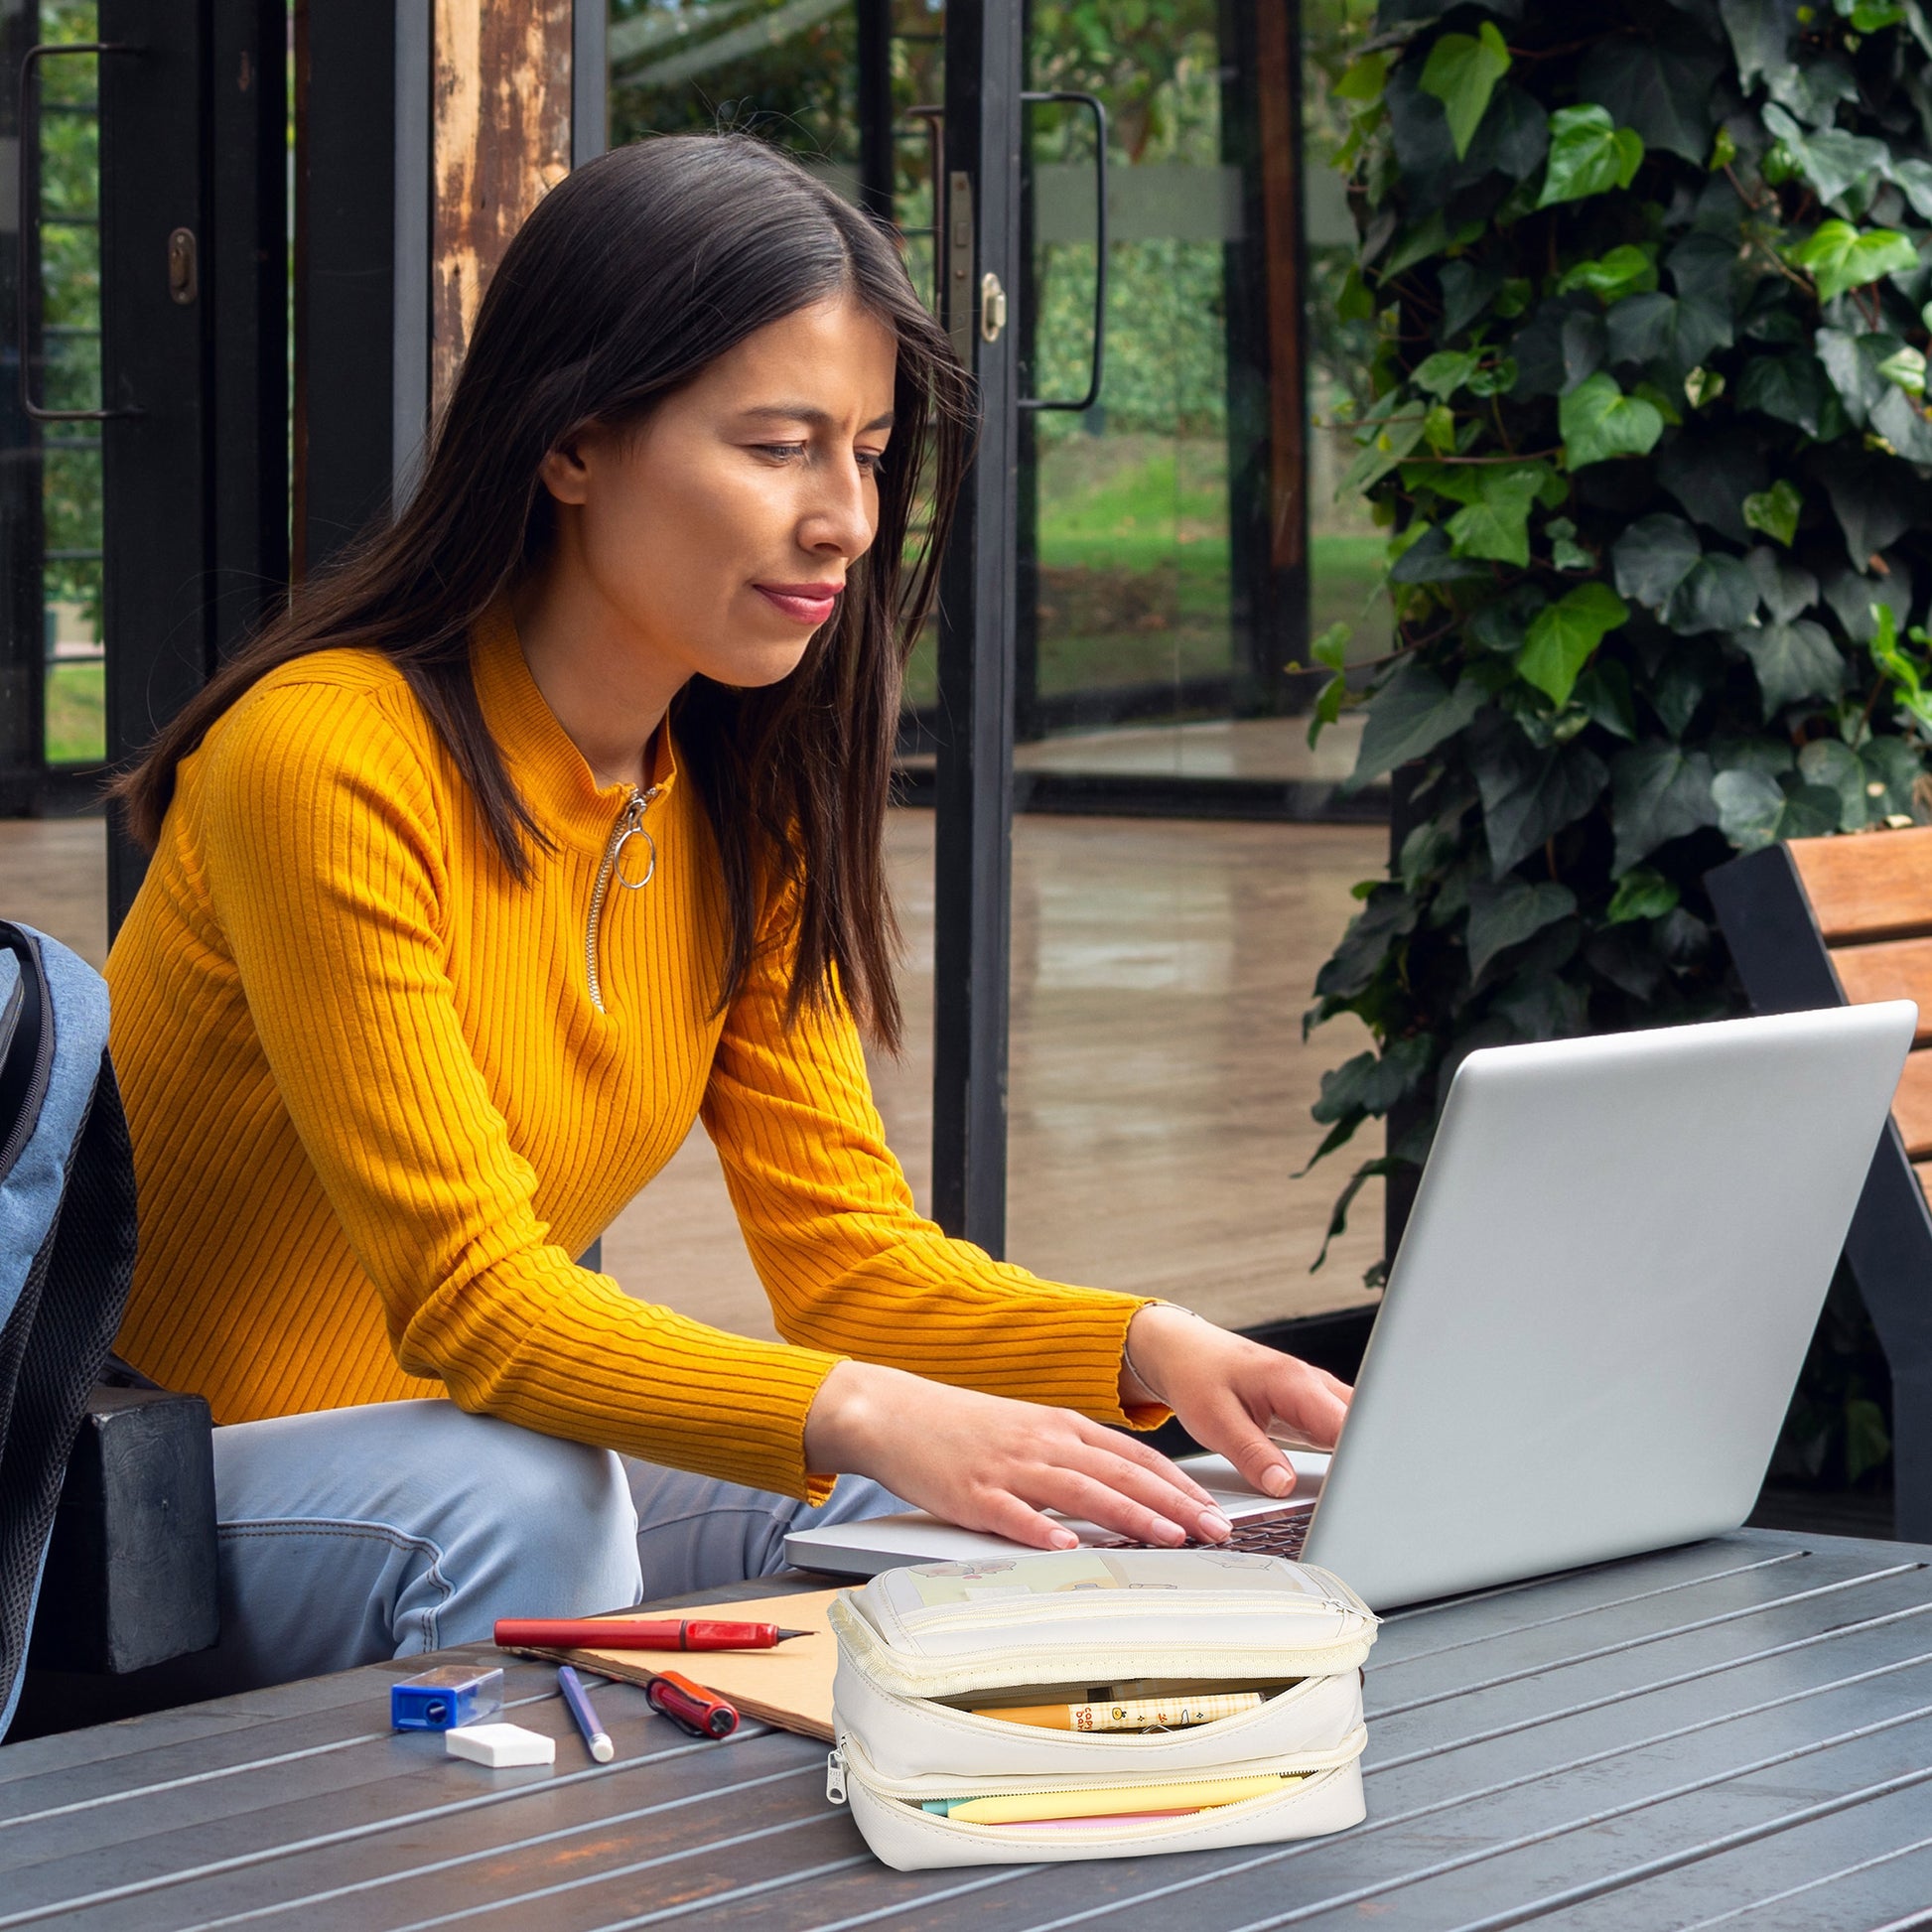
557, 1665, 615, 1763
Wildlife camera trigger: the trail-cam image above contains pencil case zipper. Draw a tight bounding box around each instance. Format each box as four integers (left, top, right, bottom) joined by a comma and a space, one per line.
824, 1725, 1367, 1806
827, 1596, 1372, 1702
871, 1581, 1361, 1640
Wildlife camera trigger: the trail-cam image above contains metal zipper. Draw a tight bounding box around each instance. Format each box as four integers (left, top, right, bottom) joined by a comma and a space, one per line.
829, 1728, 1362, 1807
585, 784, 660, 1015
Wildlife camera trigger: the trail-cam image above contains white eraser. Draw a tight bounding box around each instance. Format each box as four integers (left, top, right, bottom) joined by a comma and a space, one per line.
445, 1723, 555, 1769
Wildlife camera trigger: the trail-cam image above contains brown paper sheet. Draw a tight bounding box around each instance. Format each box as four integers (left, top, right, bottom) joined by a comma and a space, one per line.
512, 1588, 848, 1742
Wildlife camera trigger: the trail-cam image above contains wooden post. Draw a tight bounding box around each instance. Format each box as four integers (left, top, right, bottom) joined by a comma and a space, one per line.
1222, 0, 1310, 716
430, 1, 575, 412
1255, 2, 1308, 588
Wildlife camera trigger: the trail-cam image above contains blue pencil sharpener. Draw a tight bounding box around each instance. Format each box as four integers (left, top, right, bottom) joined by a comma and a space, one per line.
391, 1664, 505, 1731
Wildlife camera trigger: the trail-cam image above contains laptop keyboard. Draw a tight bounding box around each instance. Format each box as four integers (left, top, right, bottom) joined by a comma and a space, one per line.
1084, 1502, 1313, 1560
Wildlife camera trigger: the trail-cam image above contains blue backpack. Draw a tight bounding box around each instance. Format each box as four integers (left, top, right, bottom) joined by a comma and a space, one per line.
0, 923, 138, 1734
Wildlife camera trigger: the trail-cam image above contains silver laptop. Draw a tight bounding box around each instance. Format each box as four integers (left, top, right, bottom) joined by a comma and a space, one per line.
788, 1004, 1915, 1608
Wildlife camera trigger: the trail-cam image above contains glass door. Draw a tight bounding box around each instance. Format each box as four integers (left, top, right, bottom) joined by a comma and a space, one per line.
0, 1, 108, 813
1011, 1, 1388, 805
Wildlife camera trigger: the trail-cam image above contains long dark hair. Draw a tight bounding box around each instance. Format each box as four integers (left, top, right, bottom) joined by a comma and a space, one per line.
116, 133, 972, 1049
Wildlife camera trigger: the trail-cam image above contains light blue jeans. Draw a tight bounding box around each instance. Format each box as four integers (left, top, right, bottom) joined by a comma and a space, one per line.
156, 1399, 900, 1698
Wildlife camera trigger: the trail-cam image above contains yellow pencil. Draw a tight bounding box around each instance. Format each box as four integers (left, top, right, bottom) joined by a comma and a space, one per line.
943, 1772, 1301, 1826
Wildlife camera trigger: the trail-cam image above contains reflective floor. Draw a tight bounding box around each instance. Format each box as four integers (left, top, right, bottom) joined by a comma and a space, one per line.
1015, 712, 1366, 784
0, 809, 1385, 1341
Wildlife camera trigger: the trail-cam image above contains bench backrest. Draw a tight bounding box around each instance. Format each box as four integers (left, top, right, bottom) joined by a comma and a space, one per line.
1783, 829, 1932, 1200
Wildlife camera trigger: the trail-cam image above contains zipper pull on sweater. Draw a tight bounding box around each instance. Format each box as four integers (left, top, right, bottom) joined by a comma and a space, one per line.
586, 784, 661, 1013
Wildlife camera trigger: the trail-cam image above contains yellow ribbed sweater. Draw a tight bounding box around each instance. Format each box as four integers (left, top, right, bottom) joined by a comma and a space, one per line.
107, 610, 1154, 1500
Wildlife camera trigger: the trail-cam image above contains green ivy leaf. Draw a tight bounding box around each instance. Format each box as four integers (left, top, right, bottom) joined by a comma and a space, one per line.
1338, 410, 1427, 495
1347, 660, 1484, 790
1517, 583, 1632, 705
1870, 386, 1932, 463
1742, 480, 1803, 546
1784, 221, 1921, 304
1665, 555, 1761, 634
1876, 343, 1927, 395
1747, 547, 1821, 623
1854, 733, 1925, 818
1815, 327, 1900, 429
1545, 515, 1591, 570
1611, 512, 1702, 611
1606, 868, 1680, 924
1557, 244, 1660, 305
1737, 353, 1831, 435
1466, 880, 1579, 982
1389, 525, 1491, 584
1311, 621, 1351, 673
1538, 104, 1646, 207
1762, 102, 1893, 211
1333, 52, 1388, 104
1714, 768, 1844, 851
1576, 658, 1638, 739
1560, 371, 1666, 468
1307, 672, 1347, 749
1419, 20, 1512, 161
1796, 737, 1897, 830
1823, 560, 1915, 642
1477, 732, 1610, 876
1731, 617, 1843, 716
1442, 465, 1549, 566
1582, 36, 1720, 167
1466, 355, 1519, 397
1413, 348, 1480, 398
1312, 884, 1419, 1003
1895, 157, 1932, 221
1610, 740, 1720, 874
1311, 1035, 1434, 1125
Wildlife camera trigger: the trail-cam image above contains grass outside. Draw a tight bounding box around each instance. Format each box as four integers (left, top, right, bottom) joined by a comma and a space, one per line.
42, 445, 1391, 747
46, 661, 103, 765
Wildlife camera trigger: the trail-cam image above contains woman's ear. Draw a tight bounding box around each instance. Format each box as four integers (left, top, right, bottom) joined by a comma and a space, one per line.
537, 436, 593, 505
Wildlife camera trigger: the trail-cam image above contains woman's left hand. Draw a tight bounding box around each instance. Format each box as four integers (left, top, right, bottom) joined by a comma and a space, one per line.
1119, 1303, 1352, 1506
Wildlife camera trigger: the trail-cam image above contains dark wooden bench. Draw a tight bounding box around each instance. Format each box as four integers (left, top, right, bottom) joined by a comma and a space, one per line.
1708, 827, 1932, 1544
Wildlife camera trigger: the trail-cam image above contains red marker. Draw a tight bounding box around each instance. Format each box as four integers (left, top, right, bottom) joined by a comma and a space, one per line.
646, 1670, 739, 1738
493, 1616, 812, 1653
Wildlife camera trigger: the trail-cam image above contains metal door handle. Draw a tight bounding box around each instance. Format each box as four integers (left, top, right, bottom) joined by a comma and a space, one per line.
18, 41, 140, 422
1020, 89, 1108, 414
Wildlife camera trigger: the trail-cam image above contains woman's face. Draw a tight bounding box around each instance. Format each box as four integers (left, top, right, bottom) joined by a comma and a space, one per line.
538, 292, 898, 692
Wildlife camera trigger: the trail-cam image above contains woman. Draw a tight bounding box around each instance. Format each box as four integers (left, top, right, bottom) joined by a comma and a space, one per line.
107, 134, 1348, 1690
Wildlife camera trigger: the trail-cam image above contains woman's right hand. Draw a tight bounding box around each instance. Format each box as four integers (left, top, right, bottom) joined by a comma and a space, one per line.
802, 1359, 1235, 1550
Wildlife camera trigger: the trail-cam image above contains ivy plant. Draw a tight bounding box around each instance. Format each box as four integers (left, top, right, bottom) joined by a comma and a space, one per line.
1309, 0, 1932, 1487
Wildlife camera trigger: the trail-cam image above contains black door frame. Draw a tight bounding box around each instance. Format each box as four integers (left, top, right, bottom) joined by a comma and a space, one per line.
99, 0, 287, 933
929, 0, 1023, 1254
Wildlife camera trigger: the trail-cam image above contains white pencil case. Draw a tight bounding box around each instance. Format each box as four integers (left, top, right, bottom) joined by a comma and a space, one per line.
825, 1548, 1377, 1869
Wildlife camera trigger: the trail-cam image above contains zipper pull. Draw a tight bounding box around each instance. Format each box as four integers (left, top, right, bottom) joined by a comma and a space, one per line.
825, 1745, 847, 1804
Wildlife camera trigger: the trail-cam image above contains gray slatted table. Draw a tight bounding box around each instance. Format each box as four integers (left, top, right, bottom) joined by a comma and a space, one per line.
5, 1529, 1932, 1931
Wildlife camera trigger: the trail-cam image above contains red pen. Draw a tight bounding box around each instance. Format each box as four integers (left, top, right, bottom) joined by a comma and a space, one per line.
645, 1669, 740, 1738
492, 1616, 813, 1652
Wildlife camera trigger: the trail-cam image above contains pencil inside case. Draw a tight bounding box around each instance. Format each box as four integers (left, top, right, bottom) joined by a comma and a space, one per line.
826, 1549, 1378, 1870
941, 1675, 1306, 1732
